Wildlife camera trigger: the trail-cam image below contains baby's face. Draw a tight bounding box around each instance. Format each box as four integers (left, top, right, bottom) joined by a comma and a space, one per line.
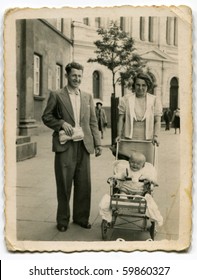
129, 156, 145, 172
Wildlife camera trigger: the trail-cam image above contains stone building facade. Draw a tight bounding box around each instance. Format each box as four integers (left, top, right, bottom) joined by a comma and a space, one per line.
72, 16, 179, 110
16, 18, 73, 136
16, 19, 73, 160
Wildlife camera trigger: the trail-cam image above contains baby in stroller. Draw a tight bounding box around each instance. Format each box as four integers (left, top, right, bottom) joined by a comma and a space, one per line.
99, 150, 163, 227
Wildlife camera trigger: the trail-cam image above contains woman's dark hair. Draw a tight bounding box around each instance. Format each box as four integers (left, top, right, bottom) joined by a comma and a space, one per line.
65, 62, 84, 75
132, 73, 154, 92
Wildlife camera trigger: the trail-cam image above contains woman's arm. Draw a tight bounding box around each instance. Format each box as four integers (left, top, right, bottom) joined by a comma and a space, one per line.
152, 95, 162, 146
153, 115, 161, 146
116, 114, 125, 142
154, 115, 161, 136
116, 96, 126, 142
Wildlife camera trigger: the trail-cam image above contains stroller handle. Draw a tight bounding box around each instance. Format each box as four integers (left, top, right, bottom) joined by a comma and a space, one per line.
115, 139, 158, 169
118, 139, 152, 143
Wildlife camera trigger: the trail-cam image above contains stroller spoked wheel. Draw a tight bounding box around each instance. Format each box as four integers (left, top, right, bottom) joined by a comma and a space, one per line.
149, 221, 156, 240
101, 219, 111, 241
111, 210, 118, 226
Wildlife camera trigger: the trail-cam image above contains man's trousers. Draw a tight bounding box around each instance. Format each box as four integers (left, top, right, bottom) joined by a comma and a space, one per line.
54, 141, 91, 227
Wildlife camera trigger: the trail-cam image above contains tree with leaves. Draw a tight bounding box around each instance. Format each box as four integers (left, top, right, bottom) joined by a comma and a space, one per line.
88, 21, 146, 97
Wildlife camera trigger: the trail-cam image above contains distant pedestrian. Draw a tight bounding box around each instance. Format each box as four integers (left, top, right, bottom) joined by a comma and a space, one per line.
163, 108, 172, 131
171, 108, 180, 134
95, 102, 107, 139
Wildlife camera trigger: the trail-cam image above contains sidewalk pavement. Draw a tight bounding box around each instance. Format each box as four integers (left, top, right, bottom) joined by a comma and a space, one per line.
16, 128, 180, 242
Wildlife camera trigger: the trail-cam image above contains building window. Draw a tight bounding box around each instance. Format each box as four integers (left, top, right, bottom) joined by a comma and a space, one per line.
83, 18, 89, 25
34, 54, 41, 96
174, 17, 178, 46
56, 18, 63, 32
166, 17, 177, 46
166, 17, 171, 45
95, 17, 101, 28
129, 17, 133, 37
148, 17, 154, 42
140, 17, 145, 41
120, 17, 125, 31
56, 64, 62, 90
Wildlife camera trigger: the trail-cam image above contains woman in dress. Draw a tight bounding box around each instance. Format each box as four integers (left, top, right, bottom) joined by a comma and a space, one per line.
116, 73, 162, 161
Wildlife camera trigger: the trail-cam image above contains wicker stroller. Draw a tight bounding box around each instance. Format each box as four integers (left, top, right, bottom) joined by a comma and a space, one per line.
101, 139, 159, 241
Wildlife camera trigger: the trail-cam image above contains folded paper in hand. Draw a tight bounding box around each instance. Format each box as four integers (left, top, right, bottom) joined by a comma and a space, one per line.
59, 127, 84, 144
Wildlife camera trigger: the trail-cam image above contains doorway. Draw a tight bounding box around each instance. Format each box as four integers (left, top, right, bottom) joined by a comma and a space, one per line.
93, 70, 100, 99
170, 77, 179, 113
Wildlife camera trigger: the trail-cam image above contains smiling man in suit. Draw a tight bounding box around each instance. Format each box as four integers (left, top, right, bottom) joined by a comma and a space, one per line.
42, 62, 102, 232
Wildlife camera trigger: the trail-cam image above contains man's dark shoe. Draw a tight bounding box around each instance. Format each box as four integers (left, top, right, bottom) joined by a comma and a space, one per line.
73, 221, 91, 229
57, 224, 68, 232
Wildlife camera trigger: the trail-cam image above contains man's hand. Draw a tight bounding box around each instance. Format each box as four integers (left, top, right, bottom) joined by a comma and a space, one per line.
62, 122, 74, 137
95, 146, 102, 157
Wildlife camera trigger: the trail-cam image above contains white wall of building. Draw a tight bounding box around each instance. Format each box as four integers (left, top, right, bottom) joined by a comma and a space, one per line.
71, 15, 179, 110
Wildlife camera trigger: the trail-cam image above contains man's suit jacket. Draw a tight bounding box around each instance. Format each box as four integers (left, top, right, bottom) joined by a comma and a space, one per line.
42, 87, 101, 153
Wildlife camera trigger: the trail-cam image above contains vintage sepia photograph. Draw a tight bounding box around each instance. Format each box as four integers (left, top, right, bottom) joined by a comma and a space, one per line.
4, 5, 192, 252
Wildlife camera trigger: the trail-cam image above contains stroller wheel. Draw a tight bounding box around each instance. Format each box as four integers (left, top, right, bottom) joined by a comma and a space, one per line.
112, 210, 118, 226
101, 219, 110, 241
149, 221, 156, 240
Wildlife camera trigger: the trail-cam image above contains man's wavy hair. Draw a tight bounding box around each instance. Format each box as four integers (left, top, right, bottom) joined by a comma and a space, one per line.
65, 62, 84, 75
132, 73, 155, 93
